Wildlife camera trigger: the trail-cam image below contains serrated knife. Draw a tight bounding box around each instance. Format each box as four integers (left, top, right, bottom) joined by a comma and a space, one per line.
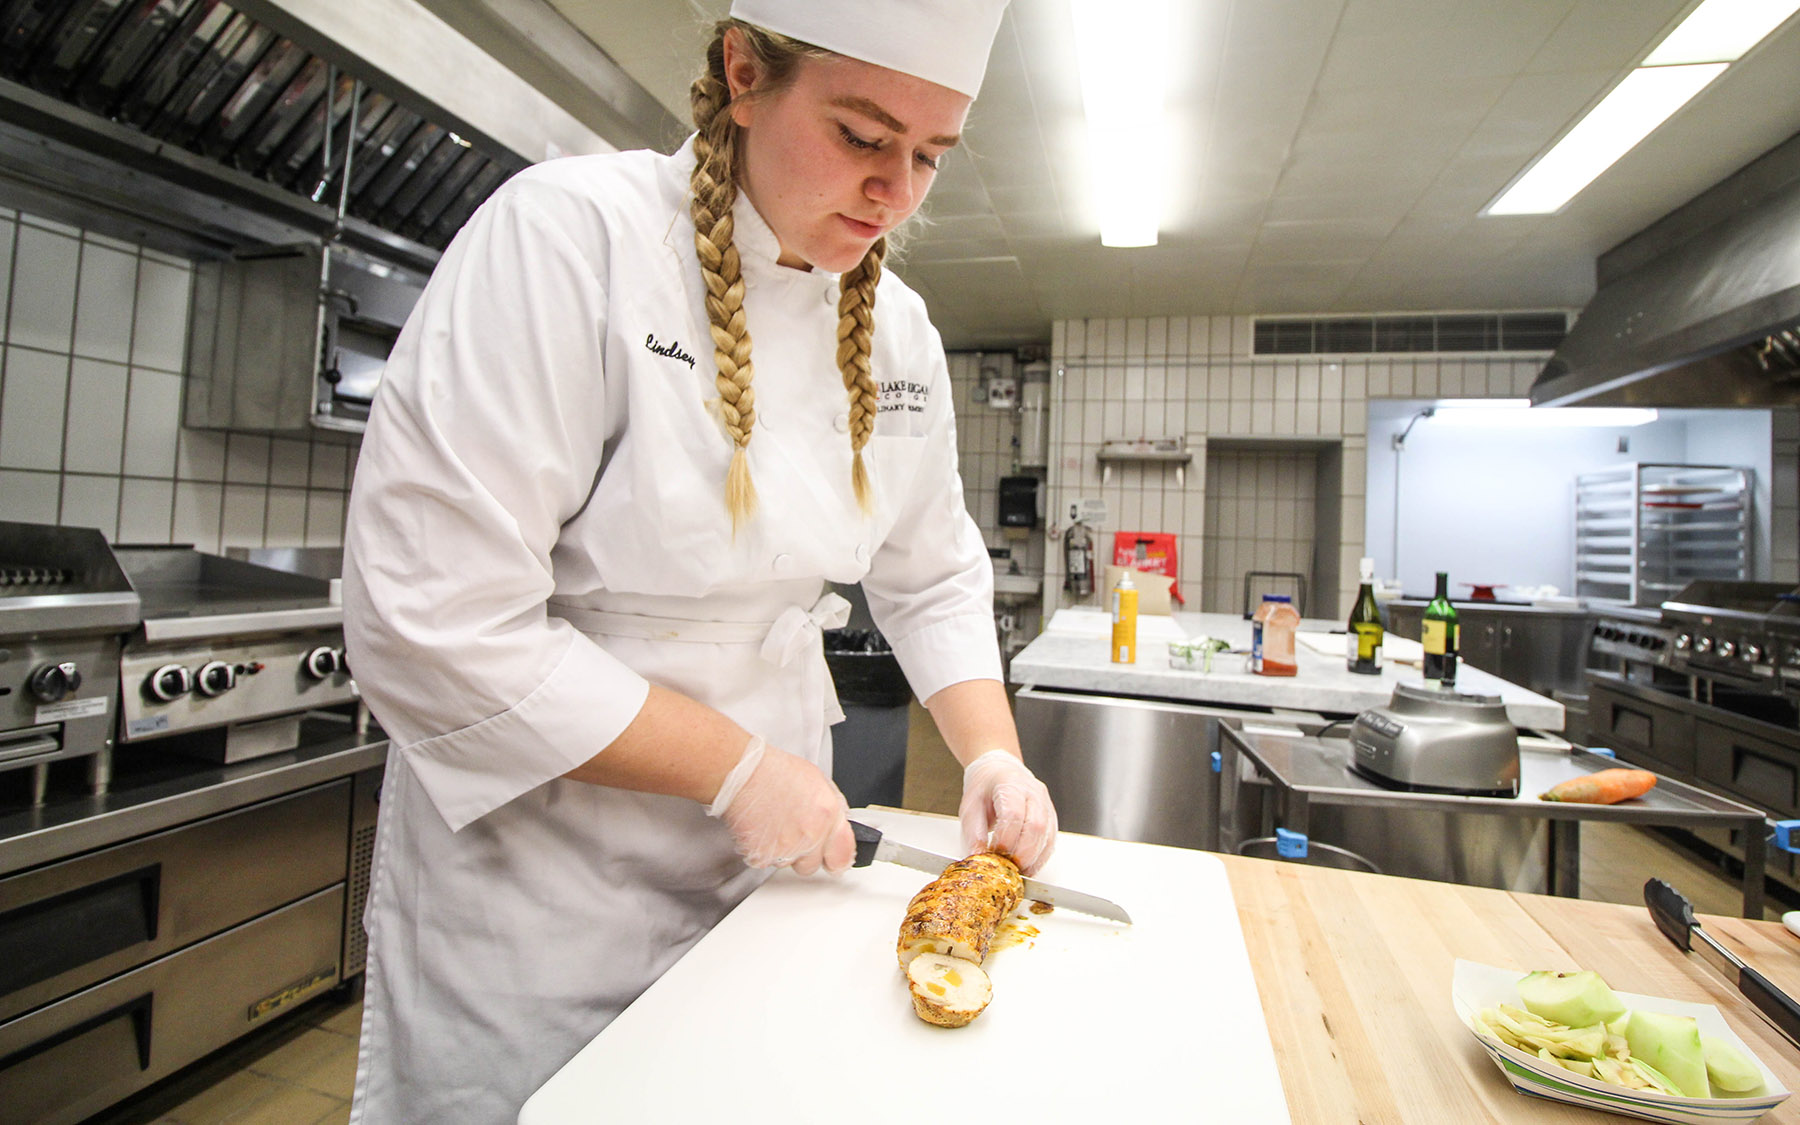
850, 820, 1132, 925
1645, 877, 1800, 1047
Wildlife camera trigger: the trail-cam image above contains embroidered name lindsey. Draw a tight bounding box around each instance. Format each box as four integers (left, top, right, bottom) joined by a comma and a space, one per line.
878, 379, 930, 413
644, 334, 696, 368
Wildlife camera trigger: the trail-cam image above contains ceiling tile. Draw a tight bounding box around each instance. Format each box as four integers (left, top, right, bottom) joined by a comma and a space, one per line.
516, 0, 1800, 346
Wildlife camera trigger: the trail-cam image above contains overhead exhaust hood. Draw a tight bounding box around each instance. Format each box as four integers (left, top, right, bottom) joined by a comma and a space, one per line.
0, 0, 669, 263
1530, 130, 1800, 409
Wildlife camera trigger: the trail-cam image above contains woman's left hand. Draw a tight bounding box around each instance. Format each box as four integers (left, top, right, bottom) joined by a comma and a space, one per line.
958, 750, 1057, 875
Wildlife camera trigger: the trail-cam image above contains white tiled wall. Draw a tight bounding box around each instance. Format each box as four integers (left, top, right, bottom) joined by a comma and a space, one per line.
1046, 315, 1549, 621
0, 208, 356, 551
946, 351, 1045, 645
1202, 449, 1318, 615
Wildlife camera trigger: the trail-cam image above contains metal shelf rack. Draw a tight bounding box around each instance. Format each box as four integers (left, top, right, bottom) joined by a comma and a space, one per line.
1575, 463, 1752, 606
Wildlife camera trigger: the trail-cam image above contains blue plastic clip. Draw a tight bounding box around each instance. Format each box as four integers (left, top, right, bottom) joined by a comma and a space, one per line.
1589, 746, 1617, 759
1210, 750, 1222, 773
1275, 827, 1309, 859
1773, 820, 1800, 854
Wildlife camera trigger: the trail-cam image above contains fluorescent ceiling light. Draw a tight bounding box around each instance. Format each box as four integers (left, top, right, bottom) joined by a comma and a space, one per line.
1485, 64, 1725, 215
1071, 0, 1169, 247
1429, 403, 1659, 427
1645, 0, 1800, 64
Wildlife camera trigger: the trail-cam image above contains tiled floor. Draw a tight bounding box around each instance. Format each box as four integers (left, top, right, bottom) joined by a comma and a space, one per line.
92, 702, 1782, 1123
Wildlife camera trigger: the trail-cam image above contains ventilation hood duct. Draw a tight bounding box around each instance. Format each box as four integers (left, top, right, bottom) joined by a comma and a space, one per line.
1530, 130, 1800, 409
0, 0, 672, 264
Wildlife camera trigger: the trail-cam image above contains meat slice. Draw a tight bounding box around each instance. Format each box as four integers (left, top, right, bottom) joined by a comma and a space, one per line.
895, 852, 1024, 968
906, 952, 992, 1027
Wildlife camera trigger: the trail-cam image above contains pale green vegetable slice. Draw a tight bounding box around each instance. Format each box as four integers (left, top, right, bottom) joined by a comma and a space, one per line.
1625, 1010, 1709, 1098
1518, 970, 1629, 1028
1703, 1035, 1764, 1094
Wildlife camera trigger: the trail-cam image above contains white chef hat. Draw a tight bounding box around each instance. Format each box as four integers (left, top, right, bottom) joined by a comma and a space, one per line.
727, 0, 1010, 98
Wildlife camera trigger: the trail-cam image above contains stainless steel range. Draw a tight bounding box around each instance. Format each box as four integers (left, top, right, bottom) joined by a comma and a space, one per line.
1660, 580, 1800, 691
1587, 579, 1800, 895
112, 547, 354, 762
0, 522, 140, 803
1589, 604, 1677, 670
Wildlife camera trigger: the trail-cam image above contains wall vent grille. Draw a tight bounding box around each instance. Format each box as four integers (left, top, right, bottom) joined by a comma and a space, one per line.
1253, 312, 1567, 356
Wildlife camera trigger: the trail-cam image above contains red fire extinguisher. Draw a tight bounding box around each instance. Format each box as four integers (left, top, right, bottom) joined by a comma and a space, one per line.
1064, 507, 1094, 599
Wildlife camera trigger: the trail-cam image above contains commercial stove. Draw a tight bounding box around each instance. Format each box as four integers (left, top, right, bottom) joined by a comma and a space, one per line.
1586, 579, 1800, 896
1660, 580, 1800, 692
113, 547, 355, 762
0, 522, 140, 802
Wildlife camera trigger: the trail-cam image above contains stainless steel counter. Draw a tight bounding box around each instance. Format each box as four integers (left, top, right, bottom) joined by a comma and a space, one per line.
0, 715, 386, 877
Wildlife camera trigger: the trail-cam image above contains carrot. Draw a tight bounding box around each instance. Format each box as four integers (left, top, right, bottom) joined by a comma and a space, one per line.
1539, 768, 1658, 804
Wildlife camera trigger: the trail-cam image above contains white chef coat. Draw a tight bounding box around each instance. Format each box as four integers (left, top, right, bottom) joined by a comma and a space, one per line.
341, 138, 1000, 1124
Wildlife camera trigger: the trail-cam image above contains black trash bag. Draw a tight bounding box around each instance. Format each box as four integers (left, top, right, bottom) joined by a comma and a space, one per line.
823, 627, 912, 708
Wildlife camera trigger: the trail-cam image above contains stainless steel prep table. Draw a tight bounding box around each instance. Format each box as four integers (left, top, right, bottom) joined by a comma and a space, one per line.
1220, 725, 1771, 916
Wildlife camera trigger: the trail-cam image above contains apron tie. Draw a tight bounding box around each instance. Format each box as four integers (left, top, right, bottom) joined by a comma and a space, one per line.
759, 592, 852, 667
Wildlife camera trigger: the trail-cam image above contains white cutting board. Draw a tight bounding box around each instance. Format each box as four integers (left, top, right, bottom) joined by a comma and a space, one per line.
520, 809, 1290, 1124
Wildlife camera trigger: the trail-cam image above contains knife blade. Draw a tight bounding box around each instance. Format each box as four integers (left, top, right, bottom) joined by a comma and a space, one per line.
1644, 877, 1800, 1047
850, 820, 1132, 925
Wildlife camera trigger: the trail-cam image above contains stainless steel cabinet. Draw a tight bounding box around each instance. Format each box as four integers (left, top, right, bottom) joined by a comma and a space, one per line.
0, 889, 343, 1125
1015, 685, 1326, 851
0, 783, 348, 1024
0, 766, 381, 1124
1387, 602, 1593, 698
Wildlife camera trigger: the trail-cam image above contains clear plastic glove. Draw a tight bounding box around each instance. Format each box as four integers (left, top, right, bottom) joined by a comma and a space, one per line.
706, 736, 854, 876
959, 750, 1057, 875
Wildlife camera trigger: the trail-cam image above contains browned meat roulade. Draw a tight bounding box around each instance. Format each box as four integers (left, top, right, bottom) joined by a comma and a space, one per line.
894, 851, 1024, 1026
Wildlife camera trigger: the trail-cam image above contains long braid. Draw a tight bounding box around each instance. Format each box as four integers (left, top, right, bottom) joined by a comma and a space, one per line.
837, 239, 885, 514
690, 40, 758, 532
692, 21, 884, 529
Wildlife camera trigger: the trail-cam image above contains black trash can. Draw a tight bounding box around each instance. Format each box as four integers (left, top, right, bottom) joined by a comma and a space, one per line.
824, 628, 912, 808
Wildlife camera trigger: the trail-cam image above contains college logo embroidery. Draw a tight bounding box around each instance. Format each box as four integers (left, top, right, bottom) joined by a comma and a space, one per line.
644, 333, 696, 369
877, 378, 931, 437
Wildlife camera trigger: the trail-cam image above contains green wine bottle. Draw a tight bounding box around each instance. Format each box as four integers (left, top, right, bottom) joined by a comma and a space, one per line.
1346, 557, 1383, 674
1422, 571, 1458, 685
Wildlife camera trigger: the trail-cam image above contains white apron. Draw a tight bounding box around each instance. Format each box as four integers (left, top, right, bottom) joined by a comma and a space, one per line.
352, 588, 848, 1122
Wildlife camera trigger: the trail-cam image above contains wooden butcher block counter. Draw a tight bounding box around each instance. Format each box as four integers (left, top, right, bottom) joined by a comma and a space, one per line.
524, 809, 1800, 1123
1227, 855, 1800, 1122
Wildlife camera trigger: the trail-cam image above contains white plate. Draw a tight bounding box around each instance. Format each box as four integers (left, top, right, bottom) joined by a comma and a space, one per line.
1453, 960, 1792, 1124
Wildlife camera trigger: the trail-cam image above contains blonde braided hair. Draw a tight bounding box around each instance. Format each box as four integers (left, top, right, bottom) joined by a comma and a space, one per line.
691, 21, 887, 530
836, 239, 885, 512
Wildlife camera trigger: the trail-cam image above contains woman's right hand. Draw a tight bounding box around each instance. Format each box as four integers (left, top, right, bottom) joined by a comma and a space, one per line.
709, 739, 854, 875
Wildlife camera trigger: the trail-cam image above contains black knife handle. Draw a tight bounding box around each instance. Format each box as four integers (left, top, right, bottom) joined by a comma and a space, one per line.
1741, 965, 1800, 1048
1645, 878, 1697, 952
850, 820, 881, 869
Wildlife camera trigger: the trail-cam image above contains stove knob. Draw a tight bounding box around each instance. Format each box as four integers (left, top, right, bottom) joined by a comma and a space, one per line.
146, 663, 194, 702
1696, 636, 1713, 653
304, 646, 343, 680
28, 661, 81, 704
1747, 644, 1765, 663
196, 660, 237, 697
1675, 633, 1691, 651
1719, 640, 1736, 658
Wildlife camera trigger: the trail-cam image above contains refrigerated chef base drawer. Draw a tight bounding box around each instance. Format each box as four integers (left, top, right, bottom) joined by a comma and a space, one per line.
0, 782, 350, 1024
0, 887, 345, 1125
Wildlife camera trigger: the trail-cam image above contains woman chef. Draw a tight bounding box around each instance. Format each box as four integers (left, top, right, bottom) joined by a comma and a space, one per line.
341, 0, 1057, 1119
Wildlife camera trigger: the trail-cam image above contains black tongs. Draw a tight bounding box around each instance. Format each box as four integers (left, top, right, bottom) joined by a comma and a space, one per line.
1645, 878, 1800, 1047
